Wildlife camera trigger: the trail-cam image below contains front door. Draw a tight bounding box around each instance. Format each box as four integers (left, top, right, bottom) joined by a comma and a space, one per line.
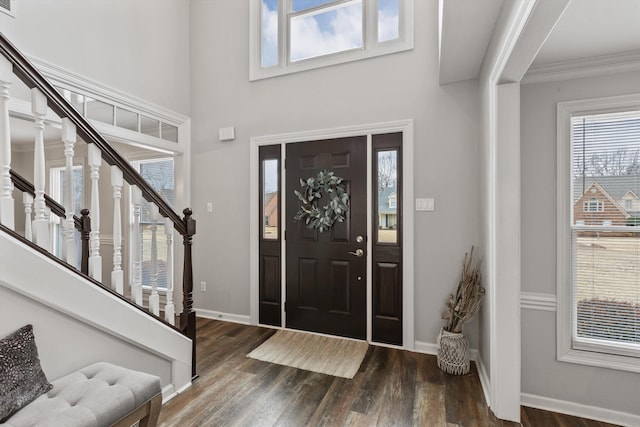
285, 136, 367, 339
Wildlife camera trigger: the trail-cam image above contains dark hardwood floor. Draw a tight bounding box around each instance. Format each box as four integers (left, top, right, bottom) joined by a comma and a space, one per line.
159, 318, 620, 427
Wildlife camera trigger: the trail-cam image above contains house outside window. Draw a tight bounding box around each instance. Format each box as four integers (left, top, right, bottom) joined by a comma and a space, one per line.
558, 98, 640, 373
250, 0, 414, 80
583, 198, 603, 212
388, 193, 397, 209
625, 199, 633, 210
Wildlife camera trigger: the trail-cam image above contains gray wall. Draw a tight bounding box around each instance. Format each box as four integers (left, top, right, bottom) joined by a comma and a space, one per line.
3, 0, 482, 348
0, 0, 191, 116
189, 0, 480, 346
521, 71, 640, 415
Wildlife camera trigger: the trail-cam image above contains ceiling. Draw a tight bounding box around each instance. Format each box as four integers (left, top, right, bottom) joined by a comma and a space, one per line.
439, 0, 640, 84
532, 0, 640, 67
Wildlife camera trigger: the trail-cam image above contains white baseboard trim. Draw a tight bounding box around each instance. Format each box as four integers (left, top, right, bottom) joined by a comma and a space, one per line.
414, 340, 479, 361
521, 393, 640, 427
195, 308, 251, 325
413, 340, 438, 355
161, 384, 176, 403
476, 354, 491, 408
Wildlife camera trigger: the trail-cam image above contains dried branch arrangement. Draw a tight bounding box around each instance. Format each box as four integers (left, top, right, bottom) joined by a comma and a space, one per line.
442, 247, 485, 333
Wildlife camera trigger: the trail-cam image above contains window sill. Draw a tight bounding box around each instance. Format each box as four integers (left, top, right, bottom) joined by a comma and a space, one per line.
558, 347, 640, 373
250, 41, 413, 81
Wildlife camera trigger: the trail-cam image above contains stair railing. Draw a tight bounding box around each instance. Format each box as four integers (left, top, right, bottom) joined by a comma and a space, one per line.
0, 32, 197, 378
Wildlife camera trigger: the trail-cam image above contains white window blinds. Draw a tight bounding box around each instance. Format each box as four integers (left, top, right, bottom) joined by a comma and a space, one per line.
571, 111, 640, 352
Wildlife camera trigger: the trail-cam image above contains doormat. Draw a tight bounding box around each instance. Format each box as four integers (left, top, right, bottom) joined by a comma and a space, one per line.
247, 329, 369, 379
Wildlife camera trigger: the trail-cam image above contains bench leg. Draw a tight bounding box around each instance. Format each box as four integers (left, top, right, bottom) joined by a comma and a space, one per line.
139, 393, 162, 427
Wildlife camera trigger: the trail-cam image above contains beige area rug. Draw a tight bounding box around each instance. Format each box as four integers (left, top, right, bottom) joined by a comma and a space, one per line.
247, 329, 369, 379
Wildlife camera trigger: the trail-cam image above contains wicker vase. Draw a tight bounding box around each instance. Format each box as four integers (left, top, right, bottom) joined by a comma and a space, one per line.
436, 328, 470, 375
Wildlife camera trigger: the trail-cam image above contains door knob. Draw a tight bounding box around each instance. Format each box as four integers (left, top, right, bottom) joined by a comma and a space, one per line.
348, 248, 364, 257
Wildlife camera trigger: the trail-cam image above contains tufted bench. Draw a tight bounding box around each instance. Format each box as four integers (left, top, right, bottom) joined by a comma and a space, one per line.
2, 362, 162, 427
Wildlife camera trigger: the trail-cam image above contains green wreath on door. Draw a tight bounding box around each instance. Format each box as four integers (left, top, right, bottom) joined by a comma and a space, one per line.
294, 169, 349, 232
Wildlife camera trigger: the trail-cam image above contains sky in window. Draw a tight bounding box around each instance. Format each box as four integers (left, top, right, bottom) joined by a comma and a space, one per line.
262, 0, 399, 65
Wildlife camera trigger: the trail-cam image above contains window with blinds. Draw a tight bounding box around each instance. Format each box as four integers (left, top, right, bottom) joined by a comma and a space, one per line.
571, 111, 640, 356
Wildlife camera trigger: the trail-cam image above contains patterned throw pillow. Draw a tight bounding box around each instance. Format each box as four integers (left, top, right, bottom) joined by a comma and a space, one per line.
0, 325, 52, 422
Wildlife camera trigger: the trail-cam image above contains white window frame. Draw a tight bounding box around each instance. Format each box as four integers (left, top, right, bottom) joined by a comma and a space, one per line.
249, 0, 414, 81
557, 94, 640, 373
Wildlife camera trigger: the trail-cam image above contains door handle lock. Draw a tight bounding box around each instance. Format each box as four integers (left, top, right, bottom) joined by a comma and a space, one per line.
348, 248, 364, 257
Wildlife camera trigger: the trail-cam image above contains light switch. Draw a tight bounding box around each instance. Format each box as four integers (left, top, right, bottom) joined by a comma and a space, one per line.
416, 198, 435, 211
206, 202, 213, 213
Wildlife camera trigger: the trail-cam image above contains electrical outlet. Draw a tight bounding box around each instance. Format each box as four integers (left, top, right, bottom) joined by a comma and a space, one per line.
200, 281, 206, 292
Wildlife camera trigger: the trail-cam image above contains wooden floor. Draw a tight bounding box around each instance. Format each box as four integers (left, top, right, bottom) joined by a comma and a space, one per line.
159, 319, 619, 427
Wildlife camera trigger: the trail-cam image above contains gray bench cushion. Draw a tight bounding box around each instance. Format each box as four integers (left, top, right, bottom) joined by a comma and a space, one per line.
2, 362, 161, 427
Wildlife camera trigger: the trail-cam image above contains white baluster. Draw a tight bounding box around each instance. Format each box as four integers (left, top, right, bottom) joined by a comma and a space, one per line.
149, 203, 160, 316
131, 185, 143, 305
0, 57, 14, 229
31, 88, 49, 250
164, 217, 174, 325
88, 144, 102, 281
111, 166, 124, 294
22, 192, 33, 241
61, 118, 77, 265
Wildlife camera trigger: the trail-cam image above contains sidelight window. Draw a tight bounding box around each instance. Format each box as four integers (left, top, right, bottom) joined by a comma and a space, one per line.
375, 149, 398, 244
262, 158, 280, 240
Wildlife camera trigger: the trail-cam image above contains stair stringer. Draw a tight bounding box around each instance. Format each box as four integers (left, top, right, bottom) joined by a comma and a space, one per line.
0, 230, 192, 399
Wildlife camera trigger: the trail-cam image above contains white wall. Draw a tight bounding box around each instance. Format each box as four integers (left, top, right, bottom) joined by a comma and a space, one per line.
189, 0, 480, 346
521, 71, 640, 415
0, 227, 194, 392
0, 286, 172, 386
0, 0, 191, 116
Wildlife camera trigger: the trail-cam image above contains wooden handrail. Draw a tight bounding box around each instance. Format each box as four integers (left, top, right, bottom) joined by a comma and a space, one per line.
1, 31, 196, 376
10, 169, 82, 230
0, 32, 186, 235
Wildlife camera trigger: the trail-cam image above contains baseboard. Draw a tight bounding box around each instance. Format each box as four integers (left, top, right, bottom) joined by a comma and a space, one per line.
475, 354, 491, 408
413, 340, 438, 355
161, 384, 176, 403
195, 308, 251, 325
521, 393, 640, 427
414, 340, 479, 361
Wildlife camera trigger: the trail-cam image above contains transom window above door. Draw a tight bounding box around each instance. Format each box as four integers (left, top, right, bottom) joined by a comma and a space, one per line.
250, 0, 414, 80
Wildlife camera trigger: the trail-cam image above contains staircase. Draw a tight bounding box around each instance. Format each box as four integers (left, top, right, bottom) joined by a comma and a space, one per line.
0, 31, 196, 395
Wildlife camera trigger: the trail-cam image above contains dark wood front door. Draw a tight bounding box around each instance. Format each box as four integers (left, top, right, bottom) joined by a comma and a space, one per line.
286, 136, 367, 339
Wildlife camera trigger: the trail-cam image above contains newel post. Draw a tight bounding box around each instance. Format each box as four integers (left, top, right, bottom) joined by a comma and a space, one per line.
180, 207, 197, 379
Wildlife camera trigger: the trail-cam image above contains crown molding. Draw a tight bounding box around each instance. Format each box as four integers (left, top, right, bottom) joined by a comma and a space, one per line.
523, 51, 640, 85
